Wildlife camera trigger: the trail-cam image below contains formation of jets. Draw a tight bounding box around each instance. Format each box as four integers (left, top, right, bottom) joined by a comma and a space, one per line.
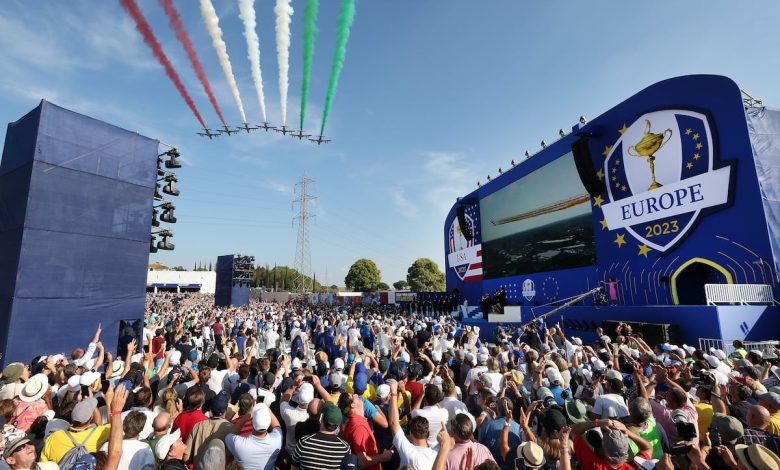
197, 123, 330, 145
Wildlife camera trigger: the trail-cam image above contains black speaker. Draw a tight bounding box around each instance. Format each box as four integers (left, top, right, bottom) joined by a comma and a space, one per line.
571, 138, 605, 197
456, 205, 473, 241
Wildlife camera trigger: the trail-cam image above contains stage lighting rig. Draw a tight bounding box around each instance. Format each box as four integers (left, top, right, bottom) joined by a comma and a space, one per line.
153, 229, 175, 250
579, 115, 588, 124
162, 174, 179, 197
540, 140, 547, 148
160, 148, 182, 169
149, 235, 158, 253
152, 209, 160, 227
559, 129, 566, 137
511, 160, 516, 167
525, 150, 531, 158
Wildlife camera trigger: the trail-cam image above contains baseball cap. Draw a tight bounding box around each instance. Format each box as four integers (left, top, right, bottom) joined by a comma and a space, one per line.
252, 404, 272, 431
602, 428, 629, 462
710, 414, 744, 445
757, 392, 780, 410
72, 397, 98, 424
377, 384, 391, 400
322, 401, 342, 428
353, 372, 368, 395
210, 391, 229, 416
155, 428, 182, 460
478, 374, 493, 389
334, 358, 345, 371
3, 437, 31, 459
297, 383, 315, 404
1, 363, 24, 384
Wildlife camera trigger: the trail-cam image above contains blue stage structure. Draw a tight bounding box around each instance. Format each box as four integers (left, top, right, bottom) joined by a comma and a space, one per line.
445, 75, 780, 344
214, 255, 253, 307
0, 101, 157, 365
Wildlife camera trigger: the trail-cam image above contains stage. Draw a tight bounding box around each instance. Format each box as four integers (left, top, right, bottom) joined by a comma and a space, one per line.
461, 304, 780, 346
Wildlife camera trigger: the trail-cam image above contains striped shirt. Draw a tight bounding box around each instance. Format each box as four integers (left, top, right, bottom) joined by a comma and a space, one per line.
290, 432, 351, 470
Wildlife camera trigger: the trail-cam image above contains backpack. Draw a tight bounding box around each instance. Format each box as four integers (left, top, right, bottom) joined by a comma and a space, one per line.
59, 426, 99, 470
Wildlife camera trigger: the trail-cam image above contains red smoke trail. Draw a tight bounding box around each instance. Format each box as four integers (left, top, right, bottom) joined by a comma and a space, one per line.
119, 0, 206, 128
159, 0, 226, 126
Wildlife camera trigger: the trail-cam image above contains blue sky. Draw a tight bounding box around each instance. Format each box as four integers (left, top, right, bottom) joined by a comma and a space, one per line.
1, 0, 779, 287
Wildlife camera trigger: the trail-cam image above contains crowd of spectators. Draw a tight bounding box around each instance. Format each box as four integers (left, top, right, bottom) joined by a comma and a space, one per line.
0, 292, 778, 470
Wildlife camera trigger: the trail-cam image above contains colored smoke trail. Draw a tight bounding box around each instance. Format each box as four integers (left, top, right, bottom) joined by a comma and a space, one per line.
299, 0, 319, 131
274, 0, 294, 126
120, 0, 205, 128
320, 0, 356, 136
159, 0, 225, 126
238, 0, 268, 123
200, 0, 247, 123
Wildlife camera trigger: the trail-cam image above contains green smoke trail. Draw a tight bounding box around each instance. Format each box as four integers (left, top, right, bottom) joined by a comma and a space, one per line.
319, 0, 356, 136
299, 0, 319, 131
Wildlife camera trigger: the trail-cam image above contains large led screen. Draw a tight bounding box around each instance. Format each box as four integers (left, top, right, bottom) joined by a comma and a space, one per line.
480, 153, 596, 278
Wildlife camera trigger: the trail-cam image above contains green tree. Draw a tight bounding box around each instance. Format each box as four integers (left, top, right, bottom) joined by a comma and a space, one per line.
393, 280, 409, 290
406, 258, 445, 292
377, 282, 390, 291
344, 259, 381, 292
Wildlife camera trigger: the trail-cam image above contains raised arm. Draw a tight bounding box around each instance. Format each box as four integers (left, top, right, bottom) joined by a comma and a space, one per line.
387, 380, 401, 434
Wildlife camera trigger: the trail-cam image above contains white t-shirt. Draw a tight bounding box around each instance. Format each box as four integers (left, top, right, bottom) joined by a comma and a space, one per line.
207, 369, 230, 395
100, 438, 155, 470
280, 402, 309, 454
483, 372, 503, 396
264, 330, 280, 349
411, 406, 449, 451
393, 429, 437, 470
347, 328, 361, 346
255, 387, 276, 405
464, 366, 487, 388
121, 407, 158, 440
440, 396, 470, 423
592, 393, 630, 419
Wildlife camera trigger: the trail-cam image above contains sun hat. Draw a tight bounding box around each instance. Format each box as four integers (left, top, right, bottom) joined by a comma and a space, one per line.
710, 414, 744, 445
3, 437, 32, 459
155, 428, 181, 460
18, 375, 48, 403
517, 442, 545, 468
734, 443, 780, 470
1, 363, 24, 384
565, 399, 588, 423
109, 360, 124, 379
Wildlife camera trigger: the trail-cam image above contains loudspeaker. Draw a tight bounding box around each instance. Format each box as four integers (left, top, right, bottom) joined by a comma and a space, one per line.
456, 205, 473, 241
571, 138, 604, 197
602, 320, 681, 346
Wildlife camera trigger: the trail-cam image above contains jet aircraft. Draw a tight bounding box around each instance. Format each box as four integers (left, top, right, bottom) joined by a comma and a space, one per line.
219, 125, 239, 136
309, 135, 331, 145
197, 128, 220, 139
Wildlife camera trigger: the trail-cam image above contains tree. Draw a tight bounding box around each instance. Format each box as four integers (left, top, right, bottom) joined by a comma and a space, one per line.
377, 282, 390, 291
393, 280, 409, 290
406, 258, 445, 292
344, 259, 381, 292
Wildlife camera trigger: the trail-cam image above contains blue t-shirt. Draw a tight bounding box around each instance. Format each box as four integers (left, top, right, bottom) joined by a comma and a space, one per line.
479, 418, 524, 470
225, 428, 283, 470
550, 385, 566, 406
236, 336, 247, 355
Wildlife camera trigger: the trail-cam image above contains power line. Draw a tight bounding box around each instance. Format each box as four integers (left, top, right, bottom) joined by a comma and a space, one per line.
293, 172, 315, 294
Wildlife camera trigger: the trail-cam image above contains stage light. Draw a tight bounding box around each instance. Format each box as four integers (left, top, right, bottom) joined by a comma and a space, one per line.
162, 174, 179, 197
149, 235, 158, 253
511, 159, 516, 167
154, 184, 163, 201
152, 209, 160, 227
579, 115, 588, 124
477, 181, 481, 187
160, 202, 176, 224
540, 140, 547, 148
498, 167, 503, 174
525, 151, 531, 158
155, 229, 175, 250
487, 175, 491, 182
162, 148, 182, 169
559, 129, 566, 137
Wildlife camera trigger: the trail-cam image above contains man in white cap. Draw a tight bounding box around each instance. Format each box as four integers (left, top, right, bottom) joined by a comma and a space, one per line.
155, 428, 187, 470
225, 403, 283, 470
281, 382, 315, 455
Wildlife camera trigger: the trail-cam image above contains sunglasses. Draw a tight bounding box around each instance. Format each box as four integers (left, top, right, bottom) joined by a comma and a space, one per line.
11, 442, 32, 455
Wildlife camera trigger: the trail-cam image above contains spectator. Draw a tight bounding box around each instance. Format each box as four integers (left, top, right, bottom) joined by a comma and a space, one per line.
185, 391, 231, 464
340, 393, 393, 469
155, 428, 187, 470
410, 384, 449, 450
100, 410, 155, 470
225, 403, 283, 470
172, 387, 207, 443
447, 413, 494, 469
290, 401, 350, 470
387, 380, 437, 470
40, 397, 109, 464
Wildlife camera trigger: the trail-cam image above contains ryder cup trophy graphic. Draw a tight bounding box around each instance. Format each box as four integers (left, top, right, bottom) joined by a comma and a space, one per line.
628, 119, 673, 190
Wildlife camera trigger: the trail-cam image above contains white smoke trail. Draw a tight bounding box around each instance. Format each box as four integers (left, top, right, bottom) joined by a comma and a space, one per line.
238, 0, 267, 123
200, 0, 247, 123
274, 0, 293, 126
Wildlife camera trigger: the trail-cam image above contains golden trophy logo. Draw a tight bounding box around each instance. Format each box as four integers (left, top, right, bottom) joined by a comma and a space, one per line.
627, 119, 673, 190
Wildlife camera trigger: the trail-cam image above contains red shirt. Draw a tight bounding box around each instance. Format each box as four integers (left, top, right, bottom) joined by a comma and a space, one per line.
213, 323, 224, 336
172, 408, 208, 443
573, 435, 650, 470
405, 381, 423, 404
343, 413, 379, 470
231, 416, 254, 437
152, 336, 166, 359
